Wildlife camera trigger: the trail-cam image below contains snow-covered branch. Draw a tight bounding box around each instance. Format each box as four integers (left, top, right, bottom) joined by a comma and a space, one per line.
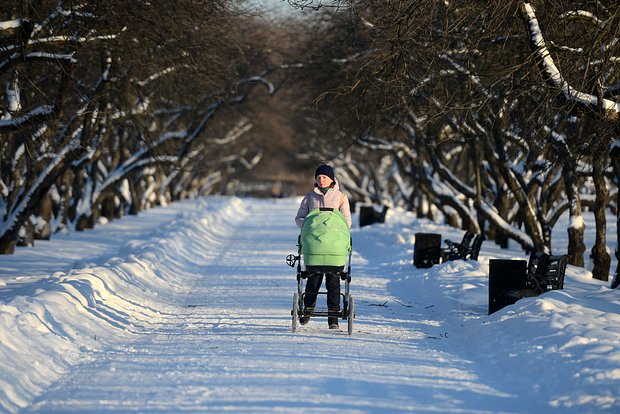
0, 19, 22, 31
520, 1, 620, 123
0, 105, 56, 131
91, 130, 188, 204
477, 201, 536, 251
240, 76, 275, 95
213, 119, 253, 145
331, 48, 383, 65
0, 131, 83, 237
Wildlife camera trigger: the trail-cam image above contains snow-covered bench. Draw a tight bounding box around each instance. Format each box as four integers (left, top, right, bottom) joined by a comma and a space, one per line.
507, 251, 568, 298
488, 251, 569, 314
414, 231, 485, 269
440, 231, 484, 262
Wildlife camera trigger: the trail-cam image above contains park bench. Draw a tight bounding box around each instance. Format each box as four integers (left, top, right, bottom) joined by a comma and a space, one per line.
359, 205, 389, 228
414, 231, 485, 269
441, 231, 485, 262
488, 250, 569, 314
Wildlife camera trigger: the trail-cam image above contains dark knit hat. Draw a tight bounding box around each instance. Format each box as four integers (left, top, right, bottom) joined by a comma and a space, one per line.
315, 164, 335, 181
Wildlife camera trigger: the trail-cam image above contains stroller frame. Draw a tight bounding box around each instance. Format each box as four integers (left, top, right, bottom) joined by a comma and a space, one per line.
286, 241, 354, 335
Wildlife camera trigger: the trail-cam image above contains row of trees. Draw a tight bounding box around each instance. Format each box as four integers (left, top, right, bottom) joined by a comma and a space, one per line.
2, 1, 619, 288
0, 0, 276, 254
286, 1, 619, 286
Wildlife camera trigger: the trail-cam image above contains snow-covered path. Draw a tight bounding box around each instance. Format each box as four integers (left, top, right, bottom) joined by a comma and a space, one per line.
2, 197, 618, 413
24, 198, 514, 413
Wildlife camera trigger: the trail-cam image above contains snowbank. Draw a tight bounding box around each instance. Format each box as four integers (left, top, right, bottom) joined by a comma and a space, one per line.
0, 197, 247, 413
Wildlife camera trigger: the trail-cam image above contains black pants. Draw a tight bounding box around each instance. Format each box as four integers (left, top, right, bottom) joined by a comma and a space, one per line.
304, 272, 341, 325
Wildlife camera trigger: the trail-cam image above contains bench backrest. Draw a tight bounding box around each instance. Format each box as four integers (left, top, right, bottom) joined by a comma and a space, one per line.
378, 205, 389, 222
526, 251, 548, 278
441, 231, 484, 262
525, 251, 568, 293
469, 235, 485, 261
539, 254, 569, 291
461, 231, 475, 248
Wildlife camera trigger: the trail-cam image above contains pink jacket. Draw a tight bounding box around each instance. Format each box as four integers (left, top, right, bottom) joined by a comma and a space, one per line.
295, 184, 352, 228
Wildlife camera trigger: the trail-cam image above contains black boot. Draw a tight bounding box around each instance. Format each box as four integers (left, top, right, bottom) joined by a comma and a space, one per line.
300, 307, 314, 325
328, 309, 339, 329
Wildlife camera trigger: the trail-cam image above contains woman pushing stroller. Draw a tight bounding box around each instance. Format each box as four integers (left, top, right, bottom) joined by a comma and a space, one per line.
295, 164, 352, 329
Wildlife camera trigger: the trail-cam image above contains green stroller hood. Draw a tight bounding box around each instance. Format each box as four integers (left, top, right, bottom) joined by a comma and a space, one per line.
300, 208, 351, 267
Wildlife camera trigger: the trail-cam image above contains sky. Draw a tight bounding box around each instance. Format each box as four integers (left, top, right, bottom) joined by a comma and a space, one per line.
247, 0, 298, 19
0, 196, 618, 413
246, 0, 341, 21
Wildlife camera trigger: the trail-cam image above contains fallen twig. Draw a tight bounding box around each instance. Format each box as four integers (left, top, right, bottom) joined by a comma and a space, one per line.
394, 300, 414, 308
369, 301, 389, 307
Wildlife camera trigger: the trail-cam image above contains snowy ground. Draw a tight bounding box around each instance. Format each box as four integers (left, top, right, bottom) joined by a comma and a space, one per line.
0, 197, 618, 413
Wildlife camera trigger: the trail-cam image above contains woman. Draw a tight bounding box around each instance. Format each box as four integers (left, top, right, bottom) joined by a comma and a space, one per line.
295, 164, 352, 329
295, 164, 352, 228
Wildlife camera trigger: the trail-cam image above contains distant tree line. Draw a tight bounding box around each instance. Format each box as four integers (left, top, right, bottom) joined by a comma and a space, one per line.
287, 0, 620, 286
0, 0, 274, 254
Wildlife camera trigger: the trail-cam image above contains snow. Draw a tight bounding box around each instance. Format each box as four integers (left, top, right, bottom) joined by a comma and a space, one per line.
0, 19, 22, 31
0, 196, 618, 413
0, 106, 55, 128
569, 214, 585, 230
7, 76, 21, 113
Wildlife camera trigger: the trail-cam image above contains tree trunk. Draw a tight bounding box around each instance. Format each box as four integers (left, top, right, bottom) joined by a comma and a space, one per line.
128, 179, 143, 215
100, 195, 117, 221
17, 219, 35, 247
67, 168, 83, 228
446, 213, 459, 229
609, 144, 620, 288
563, 160, 585, 266
0, 237, 16, 254
492, 192, 510, 249
591, 150, 610, 281
76, 214, 95, 231
559, 116, 586, 265
35, 193, 53, 240
488, 131, 545, 251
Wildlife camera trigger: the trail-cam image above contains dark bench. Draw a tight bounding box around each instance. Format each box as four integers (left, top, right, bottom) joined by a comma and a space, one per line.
509, 251, 568, 298
441, 231, 484, 262
488, 251, 569, 314
359, 205, 388, 228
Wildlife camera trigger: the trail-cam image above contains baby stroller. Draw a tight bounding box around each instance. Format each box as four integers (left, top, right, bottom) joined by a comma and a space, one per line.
286, 207, 354, 335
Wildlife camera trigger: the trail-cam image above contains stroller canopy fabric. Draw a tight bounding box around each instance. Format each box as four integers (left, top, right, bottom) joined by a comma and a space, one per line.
300, 208, 351, 267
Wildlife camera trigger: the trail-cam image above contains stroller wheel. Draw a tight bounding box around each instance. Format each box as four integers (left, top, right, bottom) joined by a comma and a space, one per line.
292, 293, 299, 333
347, 296, 354, 335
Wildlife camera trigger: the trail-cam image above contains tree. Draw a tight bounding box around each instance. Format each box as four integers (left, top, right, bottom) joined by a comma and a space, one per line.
519, 1, 619, 281
289, 1, 619, 284
0, 0, 275, 253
